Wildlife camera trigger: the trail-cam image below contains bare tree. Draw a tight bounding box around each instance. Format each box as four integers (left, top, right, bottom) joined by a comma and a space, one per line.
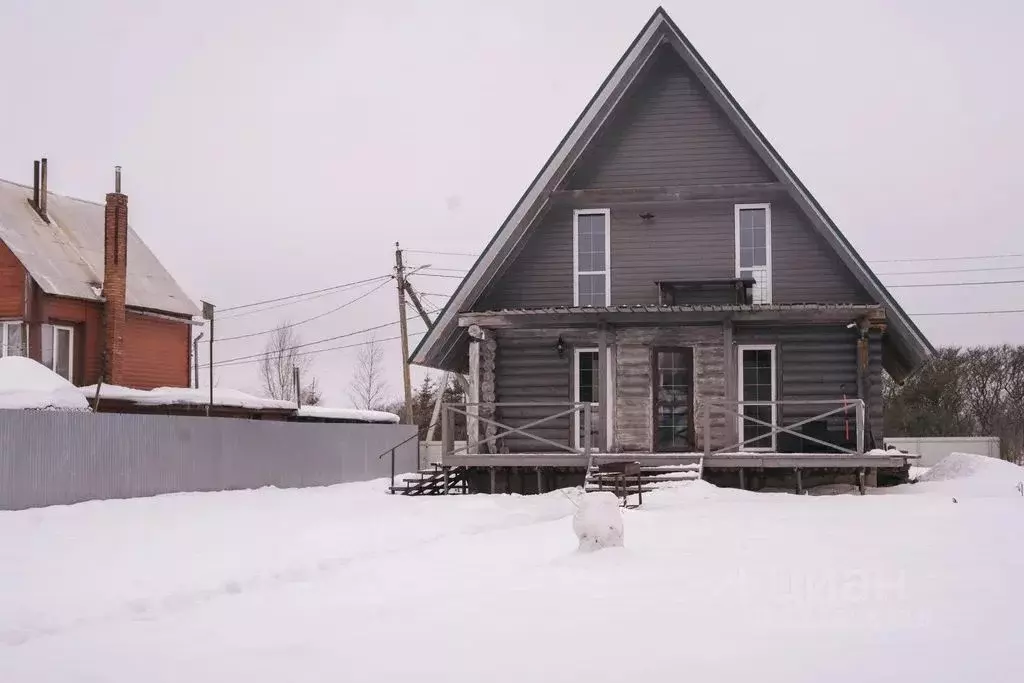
258, 322, 322, 405
349, 337, 388, 410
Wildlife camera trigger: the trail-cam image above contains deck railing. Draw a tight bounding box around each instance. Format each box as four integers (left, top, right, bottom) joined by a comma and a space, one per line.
440, 401, 595, 467
701, 397, 866, 457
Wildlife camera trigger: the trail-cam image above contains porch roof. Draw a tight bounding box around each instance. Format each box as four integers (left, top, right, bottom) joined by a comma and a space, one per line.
459, 303, 885, 329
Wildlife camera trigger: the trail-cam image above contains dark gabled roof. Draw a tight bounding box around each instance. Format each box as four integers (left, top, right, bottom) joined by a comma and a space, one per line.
412, 7, 934, 375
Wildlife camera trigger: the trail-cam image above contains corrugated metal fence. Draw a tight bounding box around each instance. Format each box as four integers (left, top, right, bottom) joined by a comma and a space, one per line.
0, 411, 418, 511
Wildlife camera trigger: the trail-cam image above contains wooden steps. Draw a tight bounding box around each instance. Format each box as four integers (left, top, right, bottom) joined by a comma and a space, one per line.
390, 466, 468, 496
584, 462, 701, 503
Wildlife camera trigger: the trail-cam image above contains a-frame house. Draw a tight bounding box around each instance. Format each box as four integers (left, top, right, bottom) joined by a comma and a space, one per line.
406, 7, 931, 494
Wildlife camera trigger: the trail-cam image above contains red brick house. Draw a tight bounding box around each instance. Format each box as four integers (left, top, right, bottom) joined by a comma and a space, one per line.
0, 159, 199, 389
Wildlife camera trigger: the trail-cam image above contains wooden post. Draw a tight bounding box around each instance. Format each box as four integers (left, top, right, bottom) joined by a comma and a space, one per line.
858, 468, 866, 495
855, 399, 866, 454
722, 320, 734, 447
536, 467, 543, 494
703, 401, 711, 458
583, 401, 592, 461
467, 329, 481, 455
598, 324, 608, 453
607, 331, 617, 453
738, 468, 746, 490
440, 404, 453, 465
795, 467, 803, 495
489, 467, 497, 494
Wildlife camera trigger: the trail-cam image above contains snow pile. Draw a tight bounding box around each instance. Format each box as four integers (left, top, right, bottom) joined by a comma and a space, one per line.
910, 452, 1024, 498
296, 405, 399, 423
80, 384, 296, 410
0, 357, 89, 411
572, 491, 624, 551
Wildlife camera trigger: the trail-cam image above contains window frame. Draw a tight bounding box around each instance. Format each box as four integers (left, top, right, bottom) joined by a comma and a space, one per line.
572, 208, 612, 307
652, 346, 695, 453
571, 346, 613, 451
48, 323, 76, 382
736, 343, 777, 452
1, 321, 27, 358
734, 203, 773, 304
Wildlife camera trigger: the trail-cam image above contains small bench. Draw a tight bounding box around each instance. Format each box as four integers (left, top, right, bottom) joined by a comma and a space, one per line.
656, 277, 757, 305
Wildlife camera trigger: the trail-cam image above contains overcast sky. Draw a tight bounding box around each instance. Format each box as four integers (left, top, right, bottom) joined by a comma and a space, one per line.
1, 0, 1021, 406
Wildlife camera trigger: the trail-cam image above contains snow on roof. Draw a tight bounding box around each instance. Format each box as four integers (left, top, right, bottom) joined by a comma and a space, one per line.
0, 177, 199, 317
0, 357, 90, 411
295, 405, 400, 424
80, 384, 296, 411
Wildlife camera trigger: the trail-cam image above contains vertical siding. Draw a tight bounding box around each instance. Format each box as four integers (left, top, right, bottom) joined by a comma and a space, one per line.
0, 412, 418, 511
123, 313, 191, 389
0, 241, 26, 317
566, 45, 773, 189
733, 324, 882, 448
478, 198, 870, 311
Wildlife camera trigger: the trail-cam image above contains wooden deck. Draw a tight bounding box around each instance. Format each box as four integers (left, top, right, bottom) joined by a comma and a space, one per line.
439, 451, 914, 469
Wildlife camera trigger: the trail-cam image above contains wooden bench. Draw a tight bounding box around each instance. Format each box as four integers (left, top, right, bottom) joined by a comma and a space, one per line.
656, 277, 756, 305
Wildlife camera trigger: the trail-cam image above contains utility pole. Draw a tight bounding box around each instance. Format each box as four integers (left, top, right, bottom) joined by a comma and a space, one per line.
395, 243, 414, 424
202, 301, 215, 416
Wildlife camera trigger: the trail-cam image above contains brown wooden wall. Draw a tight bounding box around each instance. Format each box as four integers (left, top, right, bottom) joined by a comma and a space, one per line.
0, 241, 25, 317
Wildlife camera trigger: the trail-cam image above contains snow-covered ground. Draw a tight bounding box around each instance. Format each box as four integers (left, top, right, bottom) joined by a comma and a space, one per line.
1, 453, 1022, 682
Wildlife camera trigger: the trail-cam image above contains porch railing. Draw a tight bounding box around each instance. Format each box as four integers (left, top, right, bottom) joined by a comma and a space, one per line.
440, 401, 595, 466
701, 397, 866, 457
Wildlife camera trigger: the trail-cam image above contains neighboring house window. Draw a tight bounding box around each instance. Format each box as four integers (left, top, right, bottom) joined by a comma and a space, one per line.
735, 204, 772, 304
573, 209, 611, 307
1, 321, 27, 357
41, 324, 75, 382
737, 344, 776, 450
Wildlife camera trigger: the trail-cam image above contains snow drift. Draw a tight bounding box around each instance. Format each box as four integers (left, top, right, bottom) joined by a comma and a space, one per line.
0, 357, 89, 411
909, 452, 1024, 498
573, 491, 624, 551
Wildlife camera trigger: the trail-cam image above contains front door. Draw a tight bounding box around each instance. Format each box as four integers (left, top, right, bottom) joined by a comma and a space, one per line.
653, 347, 694, 451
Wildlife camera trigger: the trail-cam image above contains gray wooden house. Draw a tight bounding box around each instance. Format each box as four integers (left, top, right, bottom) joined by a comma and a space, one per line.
406, 8, 932, 495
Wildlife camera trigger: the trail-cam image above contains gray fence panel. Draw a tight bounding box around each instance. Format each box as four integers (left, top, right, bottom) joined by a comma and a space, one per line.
0, 412, 418, 510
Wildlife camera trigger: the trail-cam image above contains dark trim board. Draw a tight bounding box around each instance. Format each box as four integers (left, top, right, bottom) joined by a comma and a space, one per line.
440, 452, 913, 469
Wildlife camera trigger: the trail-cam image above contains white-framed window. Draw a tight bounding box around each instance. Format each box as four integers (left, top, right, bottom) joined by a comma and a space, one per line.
41, 324, 75, 382
737, 344, 777, 451
1, 321, 27, 357
735, 203, 772, 304
572, 347, 613, 451
573, 209, 611, 307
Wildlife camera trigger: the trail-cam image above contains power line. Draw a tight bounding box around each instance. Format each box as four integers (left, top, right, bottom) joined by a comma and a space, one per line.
913, 309, 1024, 316
216, 279, 392, 342
212, 332, 428, 370
878, 264, 1024, 276
869, 252, 1024, 264
412, 272, 464, 279
216, 275, 392, 314
888, 279, 1024, 289
404, 249, 478, 257
410, 266, 468, 273
202, 307, 440, 368
218, 286, 356, 321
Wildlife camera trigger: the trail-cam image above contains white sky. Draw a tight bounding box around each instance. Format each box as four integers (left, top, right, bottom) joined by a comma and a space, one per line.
1, 0, 1021, 406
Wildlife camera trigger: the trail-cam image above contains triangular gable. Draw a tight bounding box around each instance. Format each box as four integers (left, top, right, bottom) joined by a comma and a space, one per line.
412, 7, 933, 376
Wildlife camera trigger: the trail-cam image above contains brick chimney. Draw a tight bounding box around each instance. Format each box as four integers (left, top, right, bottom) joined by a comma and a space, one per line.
102, 166, 128, 385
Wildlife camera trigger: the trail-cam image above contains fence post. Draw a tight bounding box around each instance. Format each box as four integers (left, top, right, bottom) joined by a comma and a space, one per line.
390, 447, 396, 494
855, 399, 866, 454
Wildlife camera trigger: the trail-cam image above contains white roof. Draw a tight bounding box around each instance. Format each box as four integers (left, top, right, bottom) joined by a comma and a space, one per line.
81, 384, 295, 410
295, 405, 400, 423
0, 356, 90, 411
0, 178, 199, 317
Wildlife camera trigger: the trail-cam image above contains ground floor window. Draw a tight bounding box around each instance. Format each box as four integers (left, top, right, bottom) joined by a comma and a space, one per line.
738, 344, 776, 450
573, 348, 601, 449
1, 321, 27, 357
654, 347, 694, 451
41, 324, 75, 382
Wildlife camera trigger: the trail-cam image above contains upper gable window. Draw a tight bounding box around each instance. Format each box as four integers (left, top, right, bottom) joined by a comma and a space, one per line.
735, 204, 772, 304
573, 209, 611, 307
